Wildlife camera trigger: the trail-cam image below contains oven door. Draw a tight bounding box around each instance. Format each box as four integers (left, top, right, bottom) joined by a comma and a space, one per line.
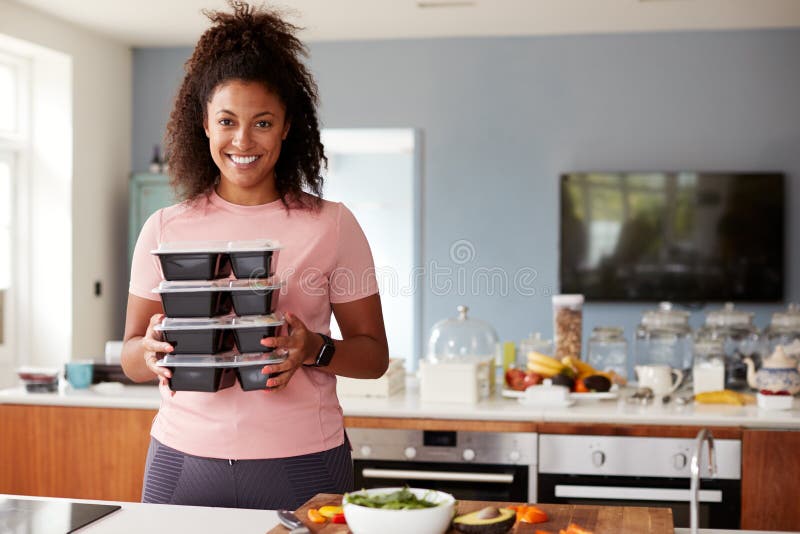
353, 459, 531, 502
538, 474, 740, 529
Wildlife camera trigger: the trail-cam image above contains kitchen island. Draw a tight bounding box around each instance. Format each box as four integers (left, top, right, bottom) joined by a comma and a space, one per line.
0, 494, 793, 533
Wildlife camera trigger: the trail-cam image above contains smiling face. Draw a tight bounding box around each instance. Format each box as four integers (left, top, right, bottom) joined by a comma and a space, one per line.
203, 80, 290, 204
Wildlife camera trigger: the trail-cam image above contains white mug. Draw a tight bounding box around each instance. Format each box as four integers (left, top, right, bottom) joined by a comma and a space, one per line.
635, 364, 684, 396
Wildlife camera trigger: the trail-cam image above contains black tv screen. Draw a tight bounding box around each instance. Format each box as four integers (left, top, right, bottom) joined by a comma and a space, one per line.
559, 172, 785, 302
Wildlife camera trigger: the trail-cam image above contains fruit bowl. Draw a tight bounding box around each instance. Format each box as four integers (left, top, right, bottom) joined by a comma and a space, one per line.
342, 487, 455, 534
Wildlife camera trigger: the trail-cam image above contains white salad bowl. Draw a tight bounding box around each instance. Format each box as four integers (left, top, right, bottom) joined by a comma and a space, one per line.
342, 487, 456, 534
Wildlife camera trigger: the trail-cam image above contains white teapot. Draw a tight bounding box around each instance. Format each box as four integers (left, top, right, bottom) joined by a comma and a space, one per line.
745, 342, 800, 395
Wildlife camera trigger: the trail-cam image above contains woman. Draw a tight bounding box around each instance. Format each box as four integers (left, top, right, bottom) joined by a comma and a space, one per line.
122, 1, 389, 510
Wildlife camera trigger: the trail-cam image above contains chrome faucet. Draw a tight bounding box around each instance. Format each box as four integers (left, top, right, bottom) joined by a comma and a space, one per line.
690, 428, 717, 534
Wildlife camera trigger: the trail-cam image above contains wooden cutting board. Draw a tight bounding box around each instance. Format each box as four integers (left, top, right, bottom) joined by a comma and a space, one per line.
265, 493, 674, 534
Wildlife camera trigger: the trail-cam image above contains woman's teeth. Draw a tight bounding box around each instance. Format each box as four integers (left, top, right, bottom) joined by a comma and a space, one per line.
229, 155, 259, 164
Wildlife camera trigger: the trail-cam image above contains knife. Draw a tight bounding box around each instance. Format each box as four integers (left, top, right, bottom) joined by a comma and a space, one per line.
276, 509, 311, 534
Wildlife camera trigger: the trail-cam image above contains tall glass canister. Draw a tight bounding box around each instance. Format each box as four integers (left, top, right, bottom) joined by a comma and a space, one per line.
634, 302, 693, 379
552, 294, 584, 360
587, 327, 628, 380
765, 303, 800, 363
695, 302, 762, 391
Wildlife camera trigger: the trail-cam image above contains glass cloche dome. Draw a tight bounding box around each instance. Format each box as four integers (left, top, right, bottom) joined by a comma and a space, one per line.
426, 305, 500, 364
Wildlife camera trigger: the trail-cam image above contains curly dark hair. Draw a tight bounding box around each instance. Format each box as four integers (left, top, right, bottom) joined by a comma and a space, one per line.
165, 1, 325, 208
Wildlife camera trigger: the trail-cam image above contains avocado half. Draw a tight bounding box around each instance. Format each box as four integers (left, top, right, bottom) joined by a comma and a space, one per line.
452, 506, 516, 534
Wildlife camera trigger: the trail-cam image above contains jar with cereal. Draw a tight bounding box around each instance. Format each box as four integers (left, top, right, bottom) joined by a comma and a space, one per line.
552, 294, 584, 360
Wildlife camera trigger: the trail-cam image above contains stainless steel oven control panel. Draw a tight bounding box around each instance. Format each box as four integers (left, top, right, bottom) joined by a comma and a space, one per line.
347, 428, 537, 466
539, 435, 741, 479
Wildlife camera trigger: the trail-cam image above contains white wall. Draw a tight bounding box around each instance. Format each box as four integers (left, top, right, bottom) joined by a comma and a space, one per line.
0, 0, 132, 370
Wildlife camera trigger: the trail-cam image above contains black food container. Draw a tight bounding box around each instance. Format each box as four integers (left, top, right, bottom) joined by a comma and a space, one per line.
235, 365, 284, 391
155, 317, 236, 355
157, 354, 286, 392
228, 279, 283, 316
153, 280, 233, 318
230, 314, 285, 353
152, 241, 231, 281
228, 240, 281, 279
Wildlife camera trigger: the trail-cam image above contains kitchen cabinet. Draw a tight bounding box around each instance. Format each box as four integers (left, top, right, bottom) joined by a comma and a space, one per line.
128, 172, 175, 264
0, 404, 156, 502
741, 429, 800, 531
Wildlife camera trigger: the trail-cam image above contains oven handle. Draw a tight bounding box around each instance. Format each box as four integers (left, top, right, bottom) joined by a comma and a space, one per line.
554, 485, 722, 503
361, 468, 514, 484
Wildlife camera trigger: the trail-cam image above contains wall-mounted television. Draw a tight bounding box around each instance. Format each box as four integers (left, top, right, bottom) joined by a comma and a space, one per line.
559, 172, 785, 302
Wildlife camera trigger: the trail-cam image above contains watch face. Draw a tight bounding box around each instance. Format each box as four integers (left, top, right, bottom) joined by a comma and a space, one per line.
316, 334, 335, 366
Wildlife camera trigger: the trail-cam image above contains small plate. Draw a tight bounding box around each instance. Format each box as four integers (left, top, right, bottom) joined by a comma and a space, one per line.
502, 388, 619, 401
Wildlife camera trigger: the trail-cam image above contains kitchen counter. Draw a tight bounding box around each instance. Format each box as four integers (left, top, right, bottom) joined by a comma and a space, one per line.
1, 495, 793, 534
2, 378, 800, 429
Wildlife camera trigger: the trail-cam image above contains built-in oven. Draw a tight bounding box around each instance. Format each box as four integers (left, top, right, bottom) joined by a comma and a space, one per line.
347, 428, 537, 502
538, 434, 741, 529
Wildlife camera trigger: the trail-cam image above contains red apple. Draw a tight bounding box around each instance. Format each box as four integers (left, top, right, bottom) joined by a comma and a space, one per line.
523, 371, 543, 389
505, 368, 527, 391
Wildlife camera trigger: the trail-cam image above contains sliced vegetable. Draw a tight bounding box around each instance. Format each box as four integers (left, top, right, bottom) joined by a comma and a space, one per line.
331, 513, 347, 524
506, 504, 548, 524
318, 505, 343, 518
307, 508, 326, 524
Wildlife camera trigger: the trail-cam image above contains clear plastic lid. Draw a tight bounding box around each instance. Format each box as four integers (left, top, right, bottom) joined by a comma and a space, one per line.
227, 278, 284, 291
154, 314, 284, 331
151, 239, 282, 255
152, 280, 230, 293
704, 302, 755, 329
769, 303, 800, 331
640, 302, 691, 331
229, 314, 284, 327
156, 352, 286, 367
426, 305, 499, 364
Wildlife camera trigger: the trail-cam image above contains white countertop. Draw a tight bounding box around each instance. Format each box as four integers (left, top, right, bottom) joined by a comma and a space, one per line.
2, 495, 794, 534
2, 379, 800, 429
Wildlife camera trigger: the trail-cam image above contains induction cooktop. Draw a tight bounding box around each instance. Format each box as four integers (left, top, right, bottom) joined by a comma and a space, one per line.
0, 498, 121, 533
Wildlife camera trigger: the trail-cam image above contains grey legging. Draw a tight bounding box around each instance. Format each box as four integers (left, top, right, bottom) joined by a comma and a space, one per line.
141, 437, 354, 509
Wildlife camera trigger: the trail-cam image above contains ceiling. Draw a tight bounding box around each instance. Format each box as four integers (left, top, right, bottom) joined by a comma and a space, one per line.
11, 0, 800, 47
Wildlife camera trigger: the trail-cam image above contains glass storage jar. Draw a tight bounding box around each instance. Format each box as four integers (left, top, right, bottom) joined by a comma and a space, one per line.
764, 303, 800, 362
517, 332, 553, 370
634, 302, 693, 377
692, 339, 726, 395
695, 302, 763, 391
552, 294, 584, 360
587, 327, 628, 379
420, 305, 500, 403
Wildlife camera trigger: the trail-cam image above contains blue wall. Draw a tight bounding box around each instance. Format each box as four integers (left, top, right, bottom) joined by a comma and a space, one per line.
132, 30, 800, 357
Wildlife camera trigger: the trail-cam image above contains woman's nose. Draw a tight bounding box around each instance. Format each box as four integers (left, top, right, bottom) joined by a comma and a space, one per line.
232, 127, 252, 150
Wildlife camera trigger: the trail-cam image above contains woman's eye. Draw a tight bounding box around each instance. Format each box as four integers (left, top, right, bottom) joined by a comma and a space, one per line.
218, 118, 233, 126
255, 120, 271, 128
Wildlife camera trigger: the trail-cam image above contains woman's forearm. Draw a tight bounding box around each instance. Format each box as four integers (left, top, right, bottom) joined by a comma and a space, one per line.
121, 337, 159, 383
317, 334, 389, 379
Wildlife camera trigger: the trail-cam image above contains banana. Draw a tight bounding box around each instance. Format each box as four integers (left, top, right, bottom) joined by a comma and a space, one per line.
695, 390, 755, 405
562, 356, 595, 376
527, 352, 566, 378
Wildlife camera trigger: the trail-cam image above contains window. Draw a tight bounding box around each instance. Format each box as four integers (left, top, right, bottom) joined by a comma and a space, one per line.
321, 129, 422, 370
0, 50, 29, 363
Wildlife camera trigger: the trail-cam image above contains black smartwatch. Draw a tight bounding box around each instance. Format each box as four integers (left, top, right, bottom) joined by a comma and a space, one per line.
311, 333, 336, 367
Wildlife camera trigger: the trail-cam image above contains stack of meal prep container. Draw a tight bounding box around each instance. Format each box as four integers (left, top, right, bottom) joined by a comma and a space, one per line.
149, 240, 286, 392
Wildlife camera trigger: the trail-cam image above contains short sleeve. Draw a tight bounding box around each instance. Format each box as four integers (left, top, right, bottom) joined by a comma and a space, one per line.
129, 210, 164, 301
329, 204, 379, 304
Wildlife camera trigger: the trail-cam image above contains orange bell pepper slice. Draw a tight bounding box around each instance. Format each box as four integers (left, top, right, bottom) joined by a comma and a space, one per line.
521, 505, 549, 524
307, 508, 326, 524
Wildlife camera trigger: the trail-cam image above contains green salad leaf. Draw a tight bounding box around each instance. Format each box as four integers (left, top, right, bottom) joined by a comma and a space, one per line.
345, 487, 440, 510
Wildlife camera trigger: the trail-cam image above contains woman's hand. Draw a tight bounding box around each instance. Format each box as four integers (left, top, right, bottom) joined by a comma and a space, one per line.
259, 311, 323, 392
142, 313, 174, 387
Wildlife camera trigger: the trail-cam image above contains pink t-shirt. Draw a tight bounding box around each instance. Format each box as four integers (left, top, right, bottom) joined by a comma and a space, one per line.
129, 189, 378, 460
